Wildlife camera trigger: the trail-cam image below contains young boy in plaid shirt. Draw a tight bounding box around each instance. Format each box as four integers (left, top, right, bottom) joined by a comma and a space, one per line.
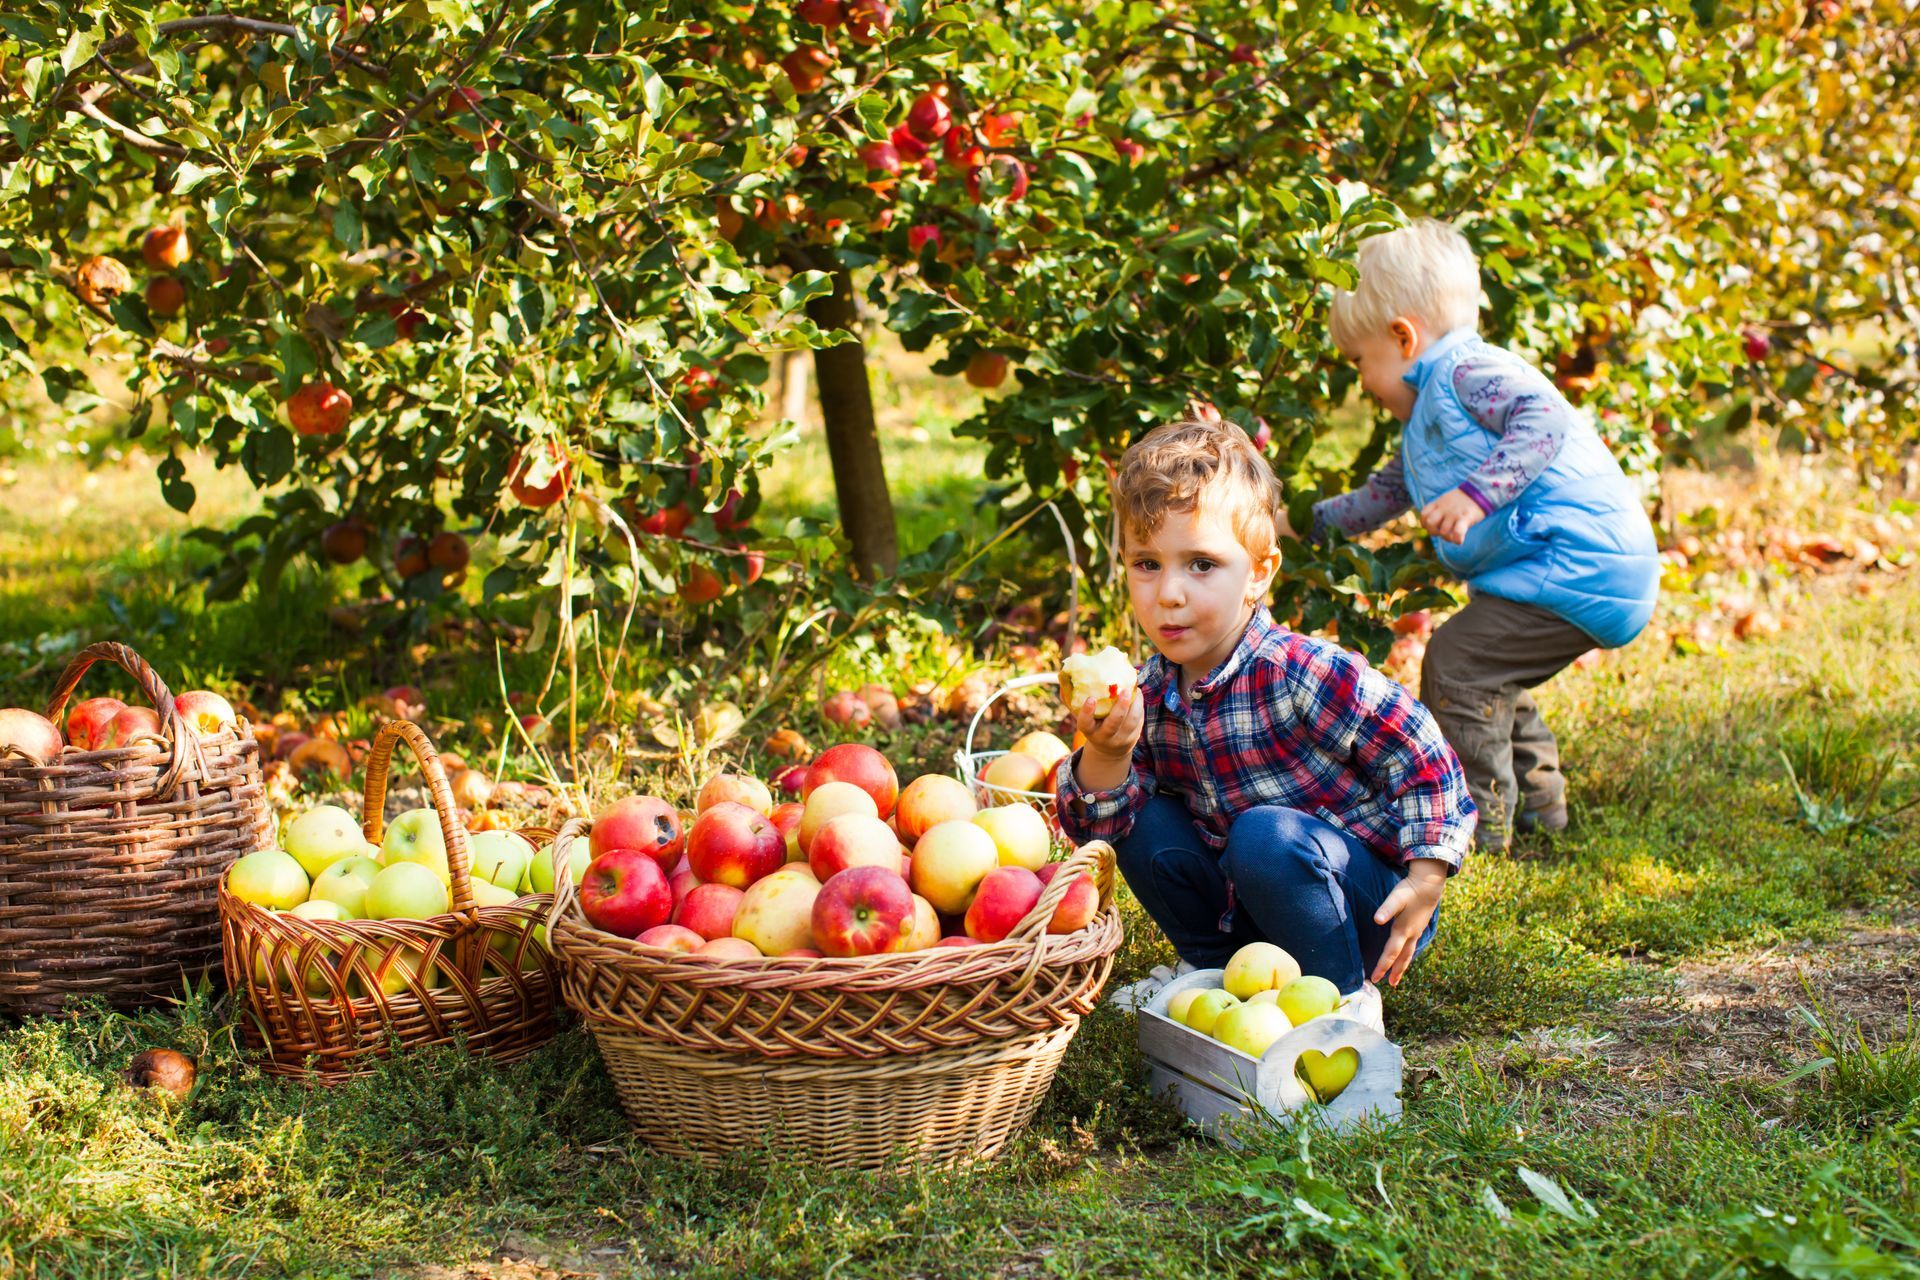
1055, 412, 1477, 1021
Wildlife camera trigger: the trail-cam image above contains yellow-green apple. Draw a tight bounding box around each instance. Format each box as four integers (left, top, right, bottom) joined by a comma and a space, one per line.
803, 743, 899, 819
1246, 988, 1281, 1007
309, 855, 380, 917
284, 804, 365, 878
1035, 862, 1099, 933
891, 893, 940, 952
811, 865, 914, 957
696, 772, 774, 816
64, 697, 125, 751
469, 830, 534, 890
174, 691, 236, 736
732, 865, 822, 955
769, 801, 805, 861
808, 812, 905, 881
697, 936, 762, 958
908, 819, 999, 915
675, 882, 745, 941
1008, 730, 1071, 773
590, 795, 685, 873
1166, 988, 1203, 1024
686, 801, 785, 889
580, 847, 673, 938
1212, 1001, 1292, 1057
963, 866, 1044, 943
637, 923, 704, 953
528, 837, 591, 894
102, 705, 163, 748
1058, 646, 1137, 718
980, 751, 1047, 794
355, 946, 440, 999
381, 808, 450, 884
1298, 1047, 1360, 1103
972, 803, 1051, 870
1276, 975, 1341, 1027
1223, 941, 1302, 999
365, 861, 451, 920
1182, 988, 1239, 1035
227, 848, 311, 909
894, 774, 977, 847
798, 780, 878, 854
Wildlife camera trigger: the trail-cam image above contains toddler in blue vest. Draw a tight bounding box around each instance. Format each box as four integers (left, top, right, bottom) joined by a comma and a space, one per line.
1300, 219, 1660, 850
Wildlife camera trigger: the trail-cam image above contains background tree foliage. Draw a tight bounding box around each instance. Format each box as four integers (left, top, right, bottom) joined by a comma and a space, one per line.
2, 0, 1912, 670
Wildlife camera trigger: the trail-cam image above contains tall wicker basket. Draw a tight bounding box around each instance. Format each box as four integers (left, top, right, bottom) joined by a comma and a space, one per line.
219, 720, 560, 1080
548, 821, 1122, 1171
0, 641, 272, 1016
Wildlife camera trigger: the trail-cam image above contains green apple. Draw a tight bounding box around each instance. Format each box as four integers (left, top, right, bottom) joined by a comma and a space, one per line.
309, 856, 380, 918
1182, 988, 1239, 1036
1211, 1001, 1293, 1057
283, 804, 365, 878
351, 946, 441, 999
1276, 975, 1341, 1027
227, 848, 311, 910
1297, 1047, 1360, 1103
527, 838, 589, 894
1246, 989, 1281, 1007
289, 899, 348, 922
1165, 988, 1203, 1024
364, 861, 451, 920
381, 807, 450, 884
469, 830, 534, 890
1222, 941, 1302, 999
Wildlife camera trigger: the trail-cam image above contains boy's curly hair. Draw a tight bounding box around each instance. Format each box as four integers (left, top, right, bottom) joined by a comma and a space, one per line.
1112, 401, 1285, 563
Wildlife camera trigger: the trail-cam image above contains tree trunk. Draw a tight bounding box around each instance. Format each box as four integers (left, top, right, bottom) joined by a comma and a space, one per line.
805, 264, 898, 578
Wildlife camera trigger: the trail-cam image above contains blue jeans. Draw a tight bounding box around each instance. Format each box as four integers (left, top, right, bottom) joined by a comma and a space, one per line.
1114, 794, 1439, 995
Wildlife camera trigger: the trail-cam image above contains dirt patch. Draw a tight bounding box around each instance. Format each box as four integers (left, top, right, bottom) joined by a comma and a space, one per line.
404, 1233, 640, 1280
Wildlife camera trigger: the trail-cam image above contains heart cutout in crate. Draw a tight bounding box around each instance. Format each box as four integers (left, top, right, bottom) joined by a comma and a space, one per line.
1263, 1015, 1403, 1131
1296, 1046, 1360, 1103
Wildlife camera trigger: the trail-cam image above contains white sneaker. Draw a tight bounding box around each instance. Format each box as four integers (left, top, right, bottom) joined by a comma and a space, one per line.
1107, 960, 1199, 1011
1337, 980, 1385, 1033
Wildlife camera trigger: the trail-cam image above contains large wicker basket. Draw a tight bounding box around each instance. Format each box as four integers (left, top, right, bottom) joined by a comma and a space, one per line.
0, 641, 272, 1016
219, 720, 559, 1080
548, 821, 1122, 1170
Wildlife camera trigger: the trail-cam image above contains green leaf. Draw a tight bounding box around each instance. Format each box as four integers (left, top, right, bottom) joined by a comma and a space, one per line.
157, 455, 196, 513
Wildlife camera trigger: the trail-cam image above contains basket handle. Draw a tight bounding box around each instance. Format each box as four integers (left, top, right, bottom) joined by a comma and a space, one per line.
963, 671, 1059, 761
361, 719, 478, 914
1006, 838, 1116, 945
41, 640, 192, 791
545, 816, 592, 935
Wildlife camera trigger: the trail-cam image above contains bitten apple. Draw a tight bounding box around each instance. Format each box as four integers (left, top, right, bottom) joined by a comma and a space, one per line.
1058, 646, 1137, 718
579, 847, 673, 938
802, 742, 899, 818
908, 819, 999, 915
811, 866, 914, 957
685, 801, 785, 889
963, 866, 1044, 943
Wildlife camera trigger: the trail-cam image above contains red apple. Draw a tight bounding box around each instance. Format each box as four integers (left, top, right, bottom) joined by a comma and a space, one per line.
697, 772, 774, 816
808, 813, 906, 881
811, 866, 914, 957
141, 223, 190, 270
964, 866, 1044, 943
769, 801, 806, 861
0, 708, 63, 761
796, 0, 844, 26
782, 46, 833, 94
174, 691, 237, 737
772, 764, 808, 796
696, 936, 762, 959
821, 689, 871, 728
675, 882, 746, 941
1036, 862, 1099, 934
965, 353, 1009, 389
845, 0, 891, 44
860, 140, 903, 176
910, 819, 1000, 915
1742, 327, 1772, 362
636, 923, 704, 953
679, 564, 724, 606
320, 519, 369, 564
803, 742, 899, 818
669, 868, 697, 918
145, 276, 186, 316
686, 801, 786, 889
894, 774, 978, 847
907, 223, 941, 254
580, 847, 673, 939
1392, 610, 1433, 639
798, 780, 877, 854
103, 705, 163, 748
942, 124, 985, 170
934, 935, 983, 949
906, 91, 952, 141
890, 125, 929, 161
591, 795, 685, 873
288, 380, 352, 436
1114, 138, 1146, 165
64, 697, 126, 750
508, 443, 571, 508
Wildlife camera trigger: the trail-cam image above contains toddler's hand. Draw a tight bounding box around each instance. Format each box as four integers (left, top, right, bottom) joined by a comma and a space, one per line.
1419, 488, 1485, 545
1369, 858, 1447, 987
1075, 685, 1144, 765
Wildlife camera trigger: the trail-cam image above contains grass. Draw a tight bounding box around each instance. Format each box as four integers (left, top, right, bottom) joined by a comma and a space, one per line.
4, 439, 1920, 1275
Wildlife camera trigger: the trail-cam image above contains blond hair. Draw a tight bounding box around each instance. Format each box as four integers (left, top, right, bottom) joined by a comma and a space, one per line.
1328, 218, 1482, 352
1112, 407, 1283, 564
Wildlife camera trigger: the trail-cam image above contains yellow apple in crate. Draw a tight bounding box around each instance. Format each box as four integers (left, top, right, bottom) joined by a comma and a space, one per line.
1298, 1048, 1361, 1103
284, 804, 364, 878
1166, 988, 1203, 1023
227, 849, 310, 910
1211, 1001, 1292, 1057
381, 808, 450, 884
1182, 988, 1239, 1035
1276, 975, 1340, 1026
1222, 941, 1301, 999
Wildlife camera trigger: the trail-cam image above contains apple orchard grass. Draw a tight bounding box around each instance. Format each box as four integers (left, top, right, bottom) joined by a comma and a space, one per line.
3, 585, 1919, 1277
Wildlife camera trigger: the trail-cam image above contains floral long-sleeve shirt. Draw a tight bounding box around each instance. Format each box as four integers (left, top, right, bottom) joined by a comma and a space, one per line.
1312, 354, 1572, 539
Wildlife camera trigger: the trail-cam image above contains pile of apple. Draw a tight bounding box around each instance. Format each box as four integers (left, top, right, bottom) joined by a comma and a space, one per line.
222, 804, 556, 996
1165, 942, 1361, 1103
574, 741, 1099, 959
0, 689, 241, 762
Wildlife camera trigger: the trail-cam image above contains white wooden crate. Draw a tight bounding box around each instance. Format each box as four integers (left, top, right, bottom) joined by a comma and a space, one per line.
1135, 968, 1403, 1141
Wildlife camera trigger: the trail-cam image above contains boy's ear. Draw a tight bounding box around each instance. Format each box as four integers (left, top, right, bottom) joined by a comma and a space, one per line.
1390, 317, 1422, 359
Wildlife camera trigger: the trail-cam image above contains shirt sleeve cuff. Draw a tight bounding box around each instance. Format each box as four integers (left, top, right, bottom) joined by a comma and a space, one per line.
1456, 478, 1498, 515
1403, 845, 1465, 874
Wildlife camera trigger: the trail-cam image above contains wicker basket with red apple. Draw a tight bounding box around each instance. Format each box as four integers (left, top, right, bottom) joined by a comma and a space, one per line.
217, 719, 560, 1080
0, 640, 272, 1016
542, 742, 1122, 1170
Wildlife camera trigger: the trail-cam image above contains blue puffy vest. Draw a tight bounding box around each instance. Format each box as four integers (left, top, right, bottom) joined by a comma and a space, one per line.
1400, 331, 1659, 649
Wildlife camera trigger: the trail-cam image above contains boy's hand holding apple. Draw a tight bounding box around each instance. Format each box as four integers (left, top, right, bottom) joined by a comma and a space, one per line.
1070, 687, 1144, 793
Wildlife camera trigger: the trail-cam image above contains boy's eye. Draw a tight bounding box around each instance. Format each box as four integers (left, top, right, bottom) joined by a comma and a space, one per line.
1132, 558, 1158, 571
1191, 559, 1215, 573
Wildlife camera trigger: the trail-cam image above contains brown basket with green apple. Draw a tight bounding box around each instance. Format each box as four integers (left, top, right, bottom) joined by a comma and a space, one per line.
217, 719, 560, 1081
0, 641, 272, 1016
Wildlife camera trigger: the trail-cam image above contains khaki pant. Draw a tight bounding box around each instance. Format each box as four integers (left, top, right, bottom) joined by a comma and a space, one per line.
1419, 593, 1597, 851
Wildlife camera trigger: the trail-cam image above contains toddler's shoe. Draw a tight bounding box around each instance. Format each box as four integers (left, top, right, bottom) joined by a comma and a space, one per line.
1514, 803, 1569, 835
1336, 980, 1386, 1034
1107, 960, 1198, 1010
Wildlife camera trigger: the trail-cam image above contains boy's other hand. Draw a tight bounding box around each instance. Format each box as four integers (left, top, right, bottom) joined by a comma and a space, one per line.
1369, 858, 1447, 986
1075, 685, 1144, 765
1418, 487, 1484, 545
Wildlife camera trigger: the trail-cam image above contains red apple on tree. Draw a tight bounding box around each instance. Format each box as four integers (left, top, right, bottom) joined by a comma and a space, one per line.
964, 353, 1009, 389
811, 865, 914, 956
1742, 327, 1772, 361
907, 224, 941, 254
288, 380, 352, 437
144, 276, 186, 316
141, 222, 190, 270
966, 155, 1029, 204
320, 519, 369, 565
507, 443, 571, 508
942, 125, 985, 170
906, 90, 952, 141
860, 140, 903, 176
845, 0, 892, 44
795, 0, 845, 27
579, 847, 673, 939
781, 46, 833, 94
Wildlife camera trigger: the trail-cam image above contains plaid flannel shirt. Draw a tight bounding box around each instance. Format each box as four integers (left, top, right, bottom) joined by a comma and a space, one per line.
1055, 608, 1477, 871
